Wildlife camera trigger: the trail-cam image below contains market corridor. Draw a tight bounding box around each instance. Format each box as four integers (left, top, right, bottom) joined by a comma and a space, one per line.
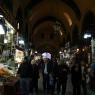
31, 75, 95, 95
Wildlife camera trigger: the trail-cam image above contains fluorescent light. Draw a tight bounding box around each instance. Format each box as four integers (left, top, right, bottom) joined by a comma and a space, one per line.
60, 30, 63, 36
84, 34, 91, 39
35, 51, 38, 53
10, 29, 14, 34
17, 23, 19, 29
19, 40, 24, 45
0, 15, 3, 18
0, 25, 5, 34
4, 39, 8, 43
77, 48, 79, 52
59, 51, 62, 54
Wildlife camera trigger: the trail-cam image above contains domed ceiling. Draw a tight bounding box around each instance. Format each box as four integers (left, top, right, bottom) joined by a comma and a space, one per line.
24, 0, 81, 54
1, 0, 95, 55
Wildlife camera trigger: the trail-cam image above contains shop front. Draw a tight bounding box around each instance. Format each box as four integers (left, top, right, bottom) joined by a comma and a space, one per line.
0, 14, 19, 95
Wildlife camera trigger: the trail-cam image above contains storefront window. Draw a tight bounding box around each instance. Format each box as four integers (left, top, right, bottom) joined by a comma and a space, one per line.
0, 15, 17, 77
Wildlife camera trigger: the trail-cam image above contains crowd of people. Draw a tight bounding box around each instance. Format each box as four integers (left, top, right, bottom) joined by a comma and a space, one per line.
16, 53, 91, 95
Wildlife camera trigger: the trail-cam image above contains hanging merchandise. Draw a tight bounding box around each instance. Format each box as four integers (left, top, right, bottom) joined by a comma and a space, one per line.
14, 48, 24, 63
0, 14, 17, 75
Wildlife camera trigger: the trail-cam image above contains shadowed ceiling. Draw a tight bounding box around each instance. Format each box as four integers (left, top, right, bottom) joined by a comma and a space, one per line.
2, 0, 95, 55
23, 0, 81, 55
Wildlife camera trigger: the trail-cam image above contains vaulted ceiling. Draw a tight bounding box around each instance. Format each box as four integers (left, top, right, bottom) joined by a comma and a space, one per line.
1, 0, 95, 55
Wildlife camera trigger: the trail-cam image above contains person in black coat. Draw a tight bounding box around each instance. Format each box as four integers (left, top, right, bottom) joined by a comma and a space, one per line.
41, 58, 53, 93
30, 59, 39, 94
17, 56, 33, 95
71, 60, 82, 95
50, 58, 59, 95
81, 61, 88, 95
57, 60, 69, 95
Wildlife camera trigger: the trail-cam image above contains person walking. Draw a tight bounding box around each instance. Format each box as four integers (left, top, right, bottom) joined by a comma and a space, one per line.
41, 58, 53, 93
17, 56, 33, 95
81, 60, 88, 95
57, 60, 69, 95
71, 60, 82, 95
30, 59, 39, 94
51, 58, 59, 95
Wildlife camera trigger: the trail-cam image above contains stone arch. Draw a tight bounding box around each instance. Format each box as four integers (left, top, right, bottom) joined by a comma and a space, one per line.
28, 0, 78, 36
80, 10, 95, 38
80, 10, 95, 46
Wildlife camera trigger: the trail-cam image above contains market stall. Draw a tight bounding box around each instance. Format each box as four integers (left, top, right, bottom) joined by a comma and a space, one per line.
0, 15, 20, 95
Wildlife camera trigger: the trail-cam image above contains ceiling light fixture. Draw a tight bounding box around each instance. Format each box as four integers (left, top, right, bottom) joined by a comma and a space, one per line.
0, 24, 5, 34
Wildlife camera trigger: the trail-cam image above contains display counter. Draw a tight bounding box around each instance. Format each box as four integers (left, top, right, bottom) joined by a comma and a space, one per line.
0, 63, 19, 95
0, 45, 23, 95
0, 76, 19, 95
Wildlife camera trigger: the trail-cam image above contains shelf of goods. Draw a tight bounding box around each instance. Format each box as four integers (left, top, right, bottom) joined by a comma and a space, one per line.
0, 64, 19, 95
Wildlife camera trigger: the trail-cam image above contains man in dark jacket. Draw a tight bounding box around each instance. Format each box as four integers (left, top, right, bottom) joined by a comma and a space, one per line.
31, 60, 39, 94
51, 58, 59, 95
41, 58, 53, 93
71, 61, 82, 95
17, 56, 33, 95
57, 60, 69, 95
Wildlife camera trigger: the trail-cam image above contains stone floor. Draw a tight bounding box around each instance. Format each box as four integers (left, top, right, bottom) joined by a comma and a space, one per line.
31, 75, 95, 95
